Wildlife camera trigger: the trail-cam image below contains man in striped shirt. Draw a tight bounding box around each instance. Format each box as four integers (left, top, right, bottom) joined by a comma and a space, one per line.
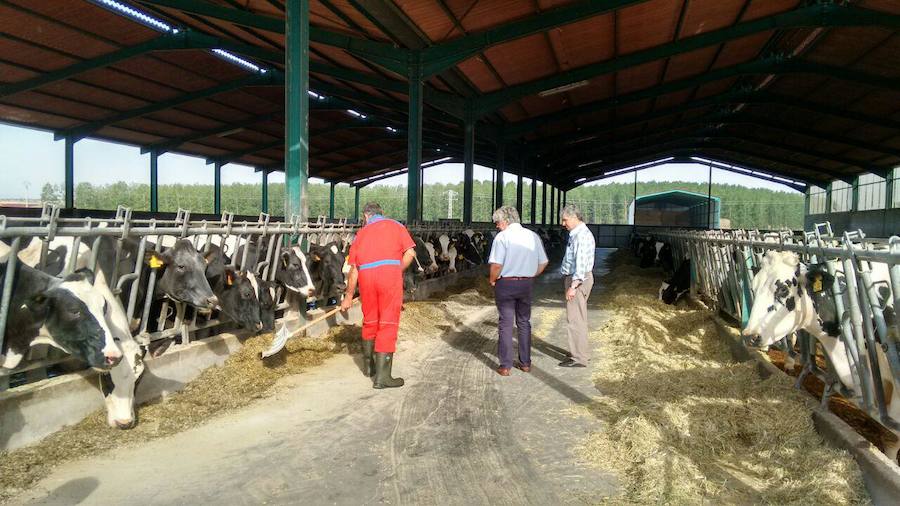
559, 204, 596, 367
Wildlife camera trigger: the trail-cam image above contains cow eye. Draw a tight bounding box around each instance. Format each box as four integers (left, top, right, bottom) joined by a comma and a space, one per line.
69, 309, 82, 318
176, 264, 186, 271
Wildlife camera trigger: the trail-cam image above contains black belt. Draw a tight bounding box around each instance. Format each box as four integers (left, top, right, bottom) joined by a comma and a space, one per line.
500, 276, 532, 280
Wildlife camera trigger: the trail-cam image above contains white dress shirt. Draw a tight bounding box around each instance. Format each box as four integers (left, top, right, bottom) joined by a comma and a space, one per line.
488, 223, 548, 278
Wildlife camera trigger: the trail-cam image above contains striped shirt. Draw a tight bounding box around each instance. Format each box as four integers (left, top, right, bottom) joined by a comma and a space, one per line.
560, 223, 595, 282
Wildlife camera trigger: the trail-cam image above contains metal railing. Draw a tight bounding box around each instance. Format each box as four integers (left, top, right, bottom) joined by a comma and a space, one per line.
0, 206, 504, 390
654, 224, 900, 432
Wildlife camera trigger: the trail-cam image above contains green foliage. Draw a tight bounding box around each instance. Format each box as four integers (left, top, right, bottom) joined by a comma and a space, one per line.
58, 179, 803, 229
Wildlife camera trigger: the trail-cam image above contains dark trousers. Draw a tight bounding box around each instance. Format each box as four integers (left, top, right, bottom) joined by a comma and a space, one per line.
495, 278, 534, 368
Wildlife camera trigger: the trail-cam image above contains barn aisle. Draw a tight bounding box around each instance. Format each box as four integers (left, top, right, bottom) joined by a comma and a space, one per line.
13, 252, 618, 506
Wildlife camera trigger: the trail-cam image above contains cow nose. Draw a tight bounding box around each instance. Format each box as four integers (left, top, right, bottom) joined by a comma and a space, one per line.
207, 295, 219, 307
740, 327, 755, 337
105, 354, 123, 368
255, 322, 264, 331
115, 419, 136, 430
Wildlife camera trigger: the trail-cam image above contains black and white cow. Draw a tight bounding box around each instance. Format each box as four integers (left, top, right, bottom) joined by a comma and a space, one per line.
659, 259, 691, 305
741, 250, 900, 463
274, 246, 316, 297
0, 261, 123, 371
247, 272, 277, 332
148, 239, 219, 310
309, 241, 348, 305
454, 232, 482, 269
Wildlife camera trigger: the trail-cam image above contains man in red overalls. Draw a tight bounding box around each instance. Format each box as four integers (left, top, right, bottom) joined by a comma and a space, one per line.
340, 202, 416, 389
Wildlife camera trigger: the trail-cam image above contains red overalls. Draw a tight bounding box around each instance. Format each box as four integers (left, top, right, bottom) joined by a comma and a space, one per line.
347, 216, 415, 353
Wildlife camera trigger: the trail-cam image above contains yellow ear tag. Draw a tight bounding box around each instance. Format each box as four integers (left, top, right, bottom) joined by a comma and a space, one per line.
226, 272, 235, 286
148, 255, 164, 269
812, 275, 824, 293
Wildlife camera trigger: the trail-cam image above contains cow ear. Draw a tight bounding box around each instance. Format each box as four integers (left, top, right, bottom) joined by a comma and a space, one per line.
66, 268, 95, 285
146, 250, 169, 269
281, 251, 291, 267
203, 249, 218, 264
806, 269, 833, 294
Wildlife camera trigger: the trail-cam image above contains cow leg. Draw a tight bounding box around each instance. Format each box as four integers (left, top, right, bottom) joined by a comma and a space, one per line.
794, 361, 812, 390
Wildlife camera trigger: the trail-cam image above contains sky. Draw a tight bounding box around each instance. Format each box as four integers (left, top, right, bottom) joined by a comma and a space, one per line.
0, 121, 802, 200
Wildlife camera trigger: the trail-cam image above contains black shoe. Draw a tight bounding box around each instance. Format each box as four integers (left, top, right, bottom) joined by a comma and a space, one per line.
361, 339, 375, 377
374, 352, 404, 389
558, 357, 575, 366
559, 360, 586, 368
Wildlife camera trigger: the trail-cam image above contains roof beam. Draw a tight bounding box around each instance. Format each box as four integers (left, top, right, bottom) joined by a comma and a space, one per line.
314, 136, 403, 160
140, 111, 281, 154
207, 139, 282, 165
420, 0, 649, 77
472, 4, 900, 116
134, 0, 407, 72
56, 70, 280, 141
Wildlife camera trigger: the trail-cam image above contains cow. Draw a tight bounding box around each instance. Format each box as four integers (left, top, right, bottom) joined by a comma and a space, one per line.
454, 232, 482, 269
741, 250, 900, 463
247, 272, 277, 332
414, 236, 438, 275
199, 244, 263, 332
659, 259, 691, 305
147, 239, 219, 310
274, 246, 316, 297
657, 242, 674, 273
639, 238, 659, 268
0, 262, 123, 371
308, 241, 348, 306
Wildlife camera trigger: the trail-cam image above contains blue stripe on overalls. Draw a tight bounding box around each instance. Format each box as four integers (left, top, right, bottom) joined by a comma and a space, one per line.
359, 259, 401, 270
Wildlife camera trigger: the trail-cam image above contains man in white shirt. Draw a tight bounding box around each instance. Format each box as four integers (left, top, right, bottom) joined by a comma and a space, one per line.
559, 204, 596, 367
488, 206, 549, 376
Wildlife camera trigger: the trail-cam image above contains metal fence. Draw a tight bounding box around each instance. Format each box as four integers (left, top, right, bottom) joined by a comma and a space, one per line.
0, 206, 506, 391
654, 223, 900, 433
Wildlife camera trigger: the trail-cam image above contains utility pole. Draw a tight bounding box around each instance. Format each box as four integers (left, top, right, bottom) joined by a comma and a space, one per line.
447, 189, 458, 219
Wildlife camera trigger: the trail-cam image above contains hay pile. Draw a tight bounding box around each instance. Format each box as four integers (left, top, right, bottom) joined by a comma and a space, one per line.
0, 325, 351, 503
576, 250, 867, 504
401, 275, 494, 341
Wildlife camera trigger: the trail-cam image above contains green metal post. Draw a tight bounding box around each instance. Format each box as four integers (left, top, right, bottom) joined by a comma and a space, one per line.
516, 174, 523, 216
328, 181, 336, 219
851, 176, 860, 211
64, 136, 74, 209
530, 173, 537, 224
804, 187, 811, 216
261, 170, 269, 214
825, 182, 833, 214
886, 169, 895, 210
494, 143, 505, 207
549, 185, 555, 224
541, 181, 547, 225
354, 186, 361, 222
285, 0, 310, 220
462, 107, 475, 224
214, 162, 222, 215
407, 59, 424, 224
150, 150, 159, 212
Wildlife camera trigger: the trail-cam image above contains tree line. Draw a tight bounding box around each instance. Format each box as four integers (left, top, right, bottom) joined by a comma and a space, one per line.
38, 178, 803, 230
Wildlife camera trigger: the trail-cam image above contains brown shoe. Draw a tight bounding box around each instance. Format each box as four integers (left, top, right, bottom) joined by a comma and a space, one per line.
496, 367, 511, 376
515, 362, 531, 373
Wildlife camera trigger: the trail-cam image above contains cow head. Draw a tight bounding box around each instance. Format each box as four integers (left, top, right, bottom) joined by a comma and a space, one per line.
248, 273, 277, 332
216, 269, 263, 332
309, 242, 348, 300
416, 238, 439, 274
742, 251, 813, 347
33, 269, 123, 371
455, 233, 482, 266
804, 263, 840, 337
436, 234, 453, 261
99, 335, 145, 429
275, 246, 315, 297
150, 240, 218, 310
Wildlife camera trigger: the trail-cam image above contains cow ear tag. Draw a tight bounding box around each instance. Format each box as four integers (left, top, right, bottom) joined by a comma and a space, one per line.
148, 253, 165, 269
226, 271, 235, 286
812, 274, 824, 293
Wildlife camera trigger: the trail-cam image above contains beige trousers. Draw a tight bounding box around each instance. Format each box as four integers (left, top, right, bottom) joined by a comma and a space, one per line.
564, 273, 594, 365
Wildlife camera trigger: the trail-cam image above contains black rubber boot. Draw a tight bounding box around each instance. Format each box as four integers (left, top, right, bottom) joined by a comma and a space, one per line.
361, 339, 375, 377
373, 352, 404, 389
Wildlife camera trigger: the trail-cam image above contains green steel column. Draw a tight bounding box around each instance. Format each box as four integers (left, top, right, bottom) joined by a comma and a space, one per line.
549, 185, 555, 224
285, 0, 310, 220
516, 174, 523, 216
150, 150, 159, 212
494, 143, 505, 207
530, 172, 537, 224
64, 136, 74, 209
261, 169, 269, 214
462, 107, 475, 224
354, 186, 361, 222
541, 181, 547, 225
825, 182, 833, 214
851, 176, 860, 211
214, 162, 222, 215
562, 189, 567, 209
556, 188, 562, 224
886, 170, 895, 210
328, 181, 336, 219
803, 187, 810, 216
406, 57, 423, 224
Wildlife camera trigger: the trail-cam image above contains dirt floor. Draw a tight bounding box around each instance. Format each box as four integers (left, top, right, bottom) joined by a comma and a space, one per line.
7, 253, 619, 505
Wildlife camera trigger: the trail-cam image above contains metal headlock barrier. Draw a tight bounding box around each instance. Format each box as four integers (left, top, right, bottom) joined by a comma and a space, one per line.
0, 206, 501, 391
654, 224, 900, 432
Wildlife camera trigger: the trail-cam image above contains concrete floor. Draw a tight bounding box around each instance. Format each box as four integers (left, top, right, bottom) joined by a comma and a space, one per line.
15, 251, 618, 506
